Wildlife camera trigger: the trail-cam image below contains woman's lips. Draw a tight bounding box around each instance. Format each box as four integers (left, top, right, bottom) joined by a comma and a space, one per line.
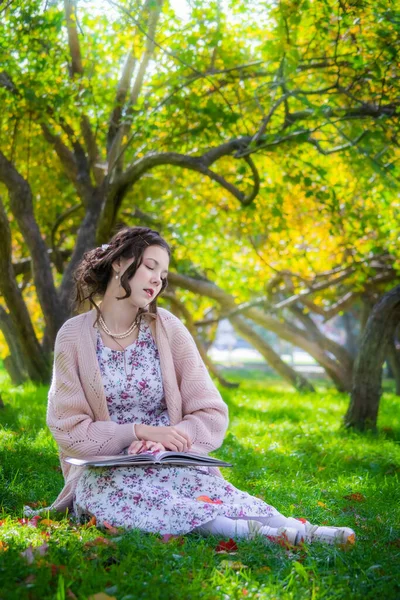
144, 289, 154, 298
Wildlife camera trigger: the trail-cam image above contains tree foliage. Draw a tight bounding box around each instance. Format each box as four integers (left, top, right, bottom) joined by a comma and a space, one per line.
0, 0, 399, 409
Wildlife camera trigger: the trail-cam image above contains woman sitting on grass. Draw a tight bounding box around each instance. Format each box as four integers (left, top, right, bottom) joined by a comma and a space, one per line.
45, 226, 355, 546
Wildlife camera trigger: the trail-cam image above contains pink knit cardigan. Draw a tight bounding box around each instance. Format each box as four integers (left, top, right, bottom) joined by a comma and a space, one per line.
46, 307, 229, 512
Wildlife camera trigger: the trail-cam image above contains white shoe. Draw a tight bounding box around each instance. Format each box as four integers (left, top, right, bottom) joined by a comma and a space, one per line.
303, 523, 356, 545
249, 521, 299, 546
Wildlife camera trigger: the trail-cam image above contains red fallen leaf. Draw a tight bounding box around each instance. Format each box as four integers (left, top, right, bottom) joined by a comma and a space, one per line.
41, 531, 51, 538
296, 518, 307, 524
84, 537, 116, 548
50, 564, 67, 577
242, 590, 249, 596
83, 516, 97, 528
196, 495, 223, 505
18, 516, 41, 528
0, 520, 4, 527
343, 493, 365, 502
215, 538, 238, 553
266, 532, 294, 549
103, 521, 118, 535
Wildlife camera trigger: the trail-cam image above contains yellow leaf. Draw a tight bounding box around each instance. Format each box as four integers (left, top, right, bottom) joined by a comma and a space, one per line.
40, 519, 57, 526
219, 560, 248, 570
317, 501, 327, 507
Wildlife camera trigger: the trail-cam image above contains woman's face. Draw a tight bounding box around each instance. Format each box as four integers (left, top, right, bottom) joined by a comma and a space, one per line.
118, 245, 170, 308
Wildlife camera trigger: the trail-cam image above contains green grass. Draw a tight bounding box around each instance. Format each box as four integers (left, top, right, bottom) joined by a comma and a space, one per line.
0, 367, 399, 600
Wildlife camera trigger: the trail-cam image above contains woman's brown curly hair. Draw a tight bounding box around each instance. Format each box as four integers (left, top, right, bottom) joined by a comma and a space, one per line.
73, 227, 171, 325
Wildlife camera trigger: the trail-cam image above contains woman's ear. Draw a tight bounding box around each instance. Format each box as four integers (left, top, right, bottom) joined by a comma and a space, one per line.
111, 258, 121, 274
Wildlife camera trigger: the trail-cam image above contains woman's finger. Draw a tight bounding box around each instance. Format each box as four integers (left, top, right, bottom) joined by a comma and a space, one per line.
128, 441, 144, 455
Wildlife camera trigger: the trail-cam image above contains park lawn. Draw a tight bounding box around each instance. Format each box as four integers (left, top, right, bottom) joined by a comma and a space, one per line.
0, 368, 399, 600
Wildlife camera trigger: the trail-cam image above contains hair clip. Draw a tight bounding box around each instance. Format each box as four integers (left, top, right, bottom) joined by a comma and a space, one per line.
101, 244, 110, 251
138, 234, 150, 246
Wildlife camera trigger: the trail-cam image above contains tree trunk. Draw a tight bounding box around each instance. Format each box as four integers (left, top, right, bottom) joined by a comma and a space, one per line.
342, 311, 358, 358
289, 304, 354, 392
345, 285, 400, 430
0, 152, 66, 345
0, 200, 51, 382
230, 315, 315, 392
0, 305, 28, 384
387, 338, 400, 395
59, 197, 104, 309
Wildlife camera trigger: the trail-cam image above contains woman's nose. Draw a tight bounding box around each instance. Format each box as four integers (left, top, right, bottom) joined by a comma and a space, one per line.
151, 273, 162, 285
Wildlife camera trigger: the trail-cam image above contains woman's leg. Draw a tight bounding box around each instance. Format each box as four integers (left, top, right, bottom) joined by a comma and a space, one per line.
193, 512, 355, 545
193, 513, 299, 544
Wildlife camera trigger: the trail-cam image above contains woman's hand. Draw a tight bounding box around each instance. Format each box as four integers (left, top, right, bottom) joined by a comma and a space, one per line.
128, 439, 166, 455
134, 424, 192, 452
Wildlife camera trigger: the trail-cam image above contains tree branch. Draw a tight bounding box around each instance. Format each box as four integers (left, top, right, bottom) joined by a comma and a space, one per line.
108, 0, 164, 172
64, 0, 83, 76
163, 291, 239, 389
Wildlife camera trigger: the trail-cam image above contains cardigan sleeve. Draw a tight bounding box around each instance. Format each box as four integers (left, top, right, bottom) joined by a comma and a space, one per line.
46, 322, 136, 458
165, 316, 229, 455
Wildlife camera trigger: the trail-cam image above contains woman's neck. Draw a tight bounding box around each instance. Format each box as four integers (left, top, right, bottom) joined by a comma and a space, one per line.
99, 294, 139, 333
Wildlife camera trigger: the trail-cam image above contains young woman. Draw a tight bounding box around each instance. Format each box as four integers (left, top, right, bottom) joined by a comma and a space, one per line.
46, 226, 355, 546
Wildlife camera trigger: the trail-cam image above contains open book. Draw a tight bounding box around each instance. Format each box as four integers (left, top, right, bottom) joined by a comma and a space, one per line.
64, 450, 233, 469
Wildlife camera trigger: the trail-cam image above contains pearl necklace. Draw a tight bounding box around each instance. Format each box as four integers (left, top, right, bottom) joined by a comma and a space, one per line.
99, 315, 138, 339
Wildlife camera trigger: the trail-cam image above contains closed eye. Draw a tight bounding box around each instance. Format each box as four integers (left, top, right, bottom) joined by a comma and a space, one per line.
146, 265, 168, 283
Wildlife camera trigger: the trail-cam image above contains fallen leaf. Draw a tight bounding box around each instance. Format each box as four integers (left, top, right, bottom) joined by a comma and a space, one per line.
388, 539, 400, 548
26, 500, 46, 509
343, 493, 365, 502
50, 564, 67, 577
257, 566, 271, 572
88, 594, 117, 600
83, 516, 97, 528
317, 501, 327, 508
242, 590, 249, 596
41, 519, 57, 527
215, 538, 238, 553
103, 521, 118, 535
18, 516, 41, 528
219, 560, 248, 570
317, 466, 326, 472
0, 541, 8, 552
196, 495, 223, 504
24, 574, 36, 584
67, 590, 78, 599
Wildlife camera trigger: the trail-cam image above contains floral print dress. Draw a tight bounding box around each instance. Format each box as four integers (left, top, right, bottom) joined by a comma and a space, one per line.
73, 319, 279, 534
